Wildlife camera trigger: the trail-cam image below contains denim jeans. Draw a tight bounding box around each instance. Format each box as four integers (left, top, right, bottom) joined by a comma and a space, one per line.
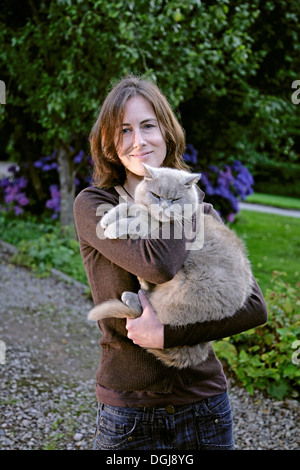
93, 391, 234, 450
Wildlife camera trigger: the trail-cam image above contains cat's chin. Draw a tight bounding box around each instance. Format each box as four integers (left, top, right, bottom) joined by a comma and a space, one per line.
156, 213, 173, 223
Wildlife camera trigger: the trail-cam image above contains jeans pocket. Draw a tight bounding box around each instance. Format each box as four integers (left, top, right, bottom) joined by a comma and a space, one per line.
194, 393, 234, 450
204, 392, 233, 424
94, 405, 137, 450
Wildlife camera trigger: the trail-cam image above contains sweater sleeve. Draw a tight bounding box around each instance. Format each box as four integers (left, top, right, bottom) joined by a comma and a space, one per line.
163, 276, 268, 348
73, 187, 190, 285
163, 200, 268, 347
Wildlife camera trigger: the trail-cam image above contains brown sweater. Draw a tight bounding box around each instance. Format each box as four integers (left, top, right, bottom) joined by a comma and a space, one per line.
73, 186, 268, 406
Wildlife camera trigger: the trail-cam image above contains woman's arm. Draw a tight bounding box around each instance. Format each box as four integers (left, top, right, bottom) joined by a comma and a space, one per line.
163, 276, 268, 348
126, 278, 267, 349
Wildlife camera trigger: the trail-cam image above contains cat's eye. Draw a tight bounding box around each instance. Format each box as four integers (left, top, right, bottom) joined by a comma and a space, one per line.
150, 191, 160, 199
172, 197, 181, 202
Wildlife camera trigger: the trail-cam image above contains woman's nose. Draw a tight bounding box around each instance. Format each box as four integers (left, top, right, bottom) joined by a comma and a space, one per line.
133, 128, 146, 148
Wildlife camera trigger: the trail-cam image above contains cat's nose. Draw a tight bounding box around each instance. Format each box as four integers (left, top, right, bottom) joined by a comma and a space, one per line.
161, 201, 169, 209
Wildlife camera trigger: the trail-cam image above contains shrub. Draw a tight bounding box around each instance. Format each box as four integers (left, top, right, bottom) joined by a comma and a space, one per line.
1, 144, 254, 223
12, 228, 87, 284
0, 150, 92, 219
0, 165, 30, 215
183, 145, 254, 222
253, 159, 300, 198
214, 272, 300, 399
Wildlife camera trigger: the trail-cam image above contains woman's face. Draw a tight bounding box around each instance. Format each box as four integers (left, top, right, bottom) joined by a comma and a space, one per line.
114, 95, 167, 177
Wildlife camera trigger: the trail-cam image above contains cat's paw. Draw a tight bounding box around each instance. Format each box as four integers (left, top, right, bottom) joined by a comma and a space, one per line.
103, 222, 120, 239
101, 211, 115, 229
121, 292, 142, 314
104, 219, 131, 239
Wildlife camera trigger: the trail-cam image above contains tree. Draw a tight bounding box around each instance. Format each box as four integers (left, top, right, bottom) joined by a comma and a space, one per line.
179, 0, 300, 168
2, 0, 294, 229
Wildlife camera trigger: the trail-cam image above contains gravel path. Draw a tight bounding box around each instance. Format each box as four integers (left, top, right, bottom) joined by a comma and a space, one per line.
0, 246, 299, 450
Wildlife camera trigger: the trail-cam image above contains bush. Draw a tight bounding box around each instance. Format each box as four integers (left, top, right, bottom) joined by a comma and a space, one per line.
1, 144, 254, 223
183, 145, 254, 222
12, 230, 87, 284
253, 160, 300, 199
0, 211, 88, 284
214, 272, 300, 399
0, 165, 30, 215
0, 150, 92, 219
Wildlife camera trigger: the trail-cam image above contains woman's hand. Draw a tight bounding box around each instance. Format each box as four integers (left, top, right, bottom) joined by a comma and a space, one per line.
126, 290, 164, 349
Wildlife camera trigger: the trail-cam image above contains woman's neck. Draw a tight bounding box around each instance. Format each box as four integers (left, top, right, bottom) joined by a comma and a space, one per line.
123, 172, 143, 199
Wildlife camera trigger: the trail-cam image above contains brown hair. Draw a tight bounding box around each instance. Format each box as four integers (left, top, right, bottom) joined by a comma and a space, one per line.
90, 75, 189, 188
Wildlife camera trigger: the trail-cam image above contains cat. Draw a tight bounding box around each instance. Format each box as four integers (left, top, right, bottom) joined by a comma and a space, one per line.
88, 164, 253, 369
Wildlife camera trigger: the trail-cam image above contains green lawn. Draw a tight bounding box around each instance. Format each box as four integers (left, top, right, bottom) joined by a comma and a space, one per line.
246, 193, 300, 210
232, 210, 300, 295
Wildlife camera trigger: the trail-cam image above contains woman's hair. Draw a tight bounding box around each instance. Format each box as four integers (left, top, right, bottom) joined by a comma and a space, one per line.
90, 75, 189, 188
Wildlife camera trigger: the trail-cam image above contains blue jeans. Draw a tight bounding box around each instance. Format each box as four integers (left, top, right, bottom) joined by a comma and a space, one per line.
93, 391, 234, 450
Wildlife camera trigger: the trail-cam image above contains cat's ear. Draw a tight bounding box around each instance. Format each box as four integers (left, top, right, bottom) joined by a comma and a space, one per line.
142, 163, 155, 180
184, 173, 201, 187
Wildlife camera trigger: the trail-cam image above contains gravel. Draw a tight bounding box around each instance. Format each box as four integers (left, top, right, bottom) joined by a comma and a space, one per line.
0, 244, 299, 450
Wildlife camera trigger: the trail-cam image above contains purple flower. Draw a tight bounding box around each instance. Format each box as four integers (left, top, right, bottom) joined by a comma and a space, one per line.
17, 194, 30, 206
227, 213, 236, 223
183, 144, 198, 165
196, 156, 254, 220
0, 173, 30, 215
74, 150, 84, 164
46, 184, 60, 218
14, 205, 24, 215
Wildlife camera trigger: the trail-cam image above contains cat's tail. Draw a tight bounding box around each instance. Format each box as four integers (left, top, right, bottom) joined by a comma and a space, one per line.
88, 299, 140, 321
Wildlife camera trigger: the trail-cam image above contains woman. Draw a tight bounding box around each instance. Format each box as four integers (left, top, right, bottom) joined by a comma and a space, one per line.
73, 75, 267, 450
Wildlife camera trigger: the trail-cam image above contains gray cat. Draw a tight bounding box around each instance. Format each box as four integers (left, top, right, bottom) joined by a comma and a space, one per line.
88, 164, 253, 369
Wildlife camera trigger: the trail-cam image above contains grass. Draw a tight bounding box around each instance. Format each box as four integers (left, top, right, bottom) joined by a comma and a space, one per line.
232, 210, 300, 294
246, 192, 300, 210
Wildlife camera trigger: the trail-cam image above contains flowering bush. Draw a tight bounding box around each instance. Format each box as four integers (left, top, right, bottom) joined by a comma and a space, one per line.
0, 143, 253, 222
0, 166, 30, 215
0, 148, 93, 220
183, 145, 254, 222
33, 149, 92, 219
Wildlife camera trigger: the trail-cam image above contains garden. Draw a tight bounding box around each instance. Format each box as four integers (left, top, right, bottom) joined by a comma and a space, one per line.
0, 0, 299, 402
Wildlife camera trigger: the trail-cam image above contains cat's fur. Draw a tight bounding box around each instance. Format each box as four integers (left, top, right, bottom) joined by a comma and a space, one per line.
88, 164, 253, 369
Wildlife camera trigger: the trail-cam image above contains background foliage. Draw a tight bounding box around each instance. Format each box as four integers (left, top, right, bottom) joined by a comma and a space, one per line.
0, 0, 299, 227
0, 0, 299, 399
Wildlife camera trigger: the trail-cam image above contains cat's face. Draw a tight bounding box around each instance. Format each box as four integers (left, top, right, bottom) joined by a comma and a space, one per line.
135, 165, 201, 222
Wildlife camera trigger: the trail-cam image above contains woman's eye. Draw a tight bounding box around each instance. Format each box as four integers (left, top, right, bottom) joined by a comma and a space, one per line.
122, 128, 131, 134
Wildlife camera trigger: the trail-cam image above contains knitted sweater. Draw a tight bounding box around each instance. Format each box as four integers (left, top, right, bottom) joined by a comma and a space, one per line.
73, 186, 267, 406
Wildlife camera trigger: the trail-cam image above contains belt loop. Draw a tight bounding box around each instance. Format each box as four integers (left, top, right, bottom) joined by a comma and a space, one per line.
142, 407, 154, 424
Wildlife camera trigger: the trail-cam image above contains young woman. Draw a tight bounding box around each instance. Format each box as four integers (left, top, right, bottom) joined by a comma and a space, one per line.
73, 76, 267, 450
